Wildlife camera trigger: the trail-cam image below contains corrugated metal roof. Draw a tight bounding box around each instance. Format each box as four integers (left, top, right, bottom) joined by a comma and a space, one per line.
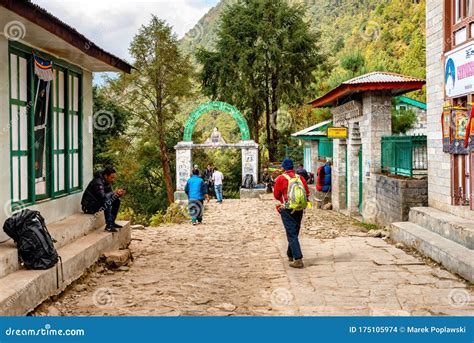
343, 72, 424, 85
291, 119, 332, 137
0, 0, 132, 73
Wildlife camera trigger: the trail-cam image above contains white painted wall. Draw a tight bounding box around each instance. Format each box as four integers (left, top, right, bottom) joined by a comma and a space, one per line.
426, 0, 455, 213
0, 35, 93, 241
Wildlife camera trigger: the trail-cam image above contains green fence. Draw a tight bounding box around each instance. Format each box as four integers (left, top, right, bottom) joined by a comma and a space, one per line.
381, 135, 427, 177
318, 138, 333, 159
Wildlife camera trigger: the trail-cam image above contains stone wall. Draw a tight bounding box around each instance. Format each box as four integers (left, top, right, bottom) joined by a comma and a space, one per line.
426, 0, 452, 212
372, 174, 428, 226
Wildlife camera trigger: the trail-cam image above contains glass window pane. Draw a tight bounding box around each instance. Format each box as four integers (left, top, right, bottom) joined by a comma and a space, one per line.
19, 57, 27, 102
20, 156, 28, 200
19, 106, 28, 151
11, 105, 18, 151
12, 156, 19, 201
10, 54, 17, 100
59, 154, 65, 191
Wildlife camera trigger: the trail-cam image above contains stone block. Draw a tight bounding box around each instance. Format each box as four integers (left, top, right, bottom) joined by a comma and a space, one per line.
103, 249, 132, 268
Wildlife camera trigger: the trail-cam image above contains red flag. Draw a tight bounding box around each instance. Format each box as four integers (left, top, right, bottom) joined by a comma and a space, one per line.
465, 106, 473, 148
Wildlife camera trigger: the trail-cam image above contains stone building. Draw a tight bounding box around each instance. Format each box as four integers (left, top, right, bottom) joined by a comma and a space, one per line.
0, 1, 132, 314
391, 0, 474, 283
310, 72, 426, 222
290, 119, 333, 174
394, 96, 427, 136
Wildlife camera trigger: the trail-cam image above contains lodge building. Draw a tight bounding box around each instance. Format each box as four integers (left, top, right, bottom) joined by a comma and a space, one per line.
427, 0, 474, 214
0, 0, 132, 315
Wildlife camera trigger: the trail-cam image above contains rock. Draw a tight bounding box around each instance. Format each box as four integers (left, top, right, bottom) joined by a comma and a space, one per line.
106, 270, 115, 275
321, 203, 332, 210
216, 303, 236, 312
47, 306, 61, 316
368, 230, 383, 238
95, 265, 105, 273
118, 266, 130, 272
395, 243, 404, 249
131, 224, 145, 230
74, 284, 87, 292
103, 249, 132, 267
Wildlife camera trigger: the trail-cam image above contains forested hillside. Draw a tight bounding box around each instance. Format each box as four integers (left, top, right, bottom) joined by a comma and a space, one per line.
181, 0, 426, 100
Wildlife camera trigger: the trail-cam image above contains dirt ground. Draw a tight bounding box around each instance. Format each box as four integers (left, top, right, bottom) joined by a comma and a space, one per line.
33, 197, 473, 316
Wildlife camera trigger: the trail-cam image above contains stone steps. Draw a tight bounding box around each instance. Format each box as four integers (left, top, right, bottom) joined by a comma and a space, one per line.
0, 216, 130, 316
409, 207, 474, 249
391, 221, 474, 283
0, 213, 105, 278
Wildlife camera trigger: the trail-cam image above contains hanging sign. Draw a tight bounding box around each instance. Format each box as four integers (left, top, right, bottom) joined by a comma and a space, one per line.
327, 127, 348, 139
445, 42, 474, 98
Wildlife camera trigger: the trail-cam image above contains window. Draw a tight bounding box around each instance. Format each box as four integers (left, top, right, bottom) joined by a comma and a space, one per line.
68, 72, 81, 191
9, 42, 83, 206
456, 0, 462, 22
9, 51, 30, 204
447, 0, 474, 49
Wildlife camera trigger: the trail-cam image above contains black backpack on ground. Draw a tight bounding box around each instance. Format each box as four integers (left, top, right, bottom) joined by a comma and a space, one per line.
3, 209, 60, 270
242, 174, 254, 189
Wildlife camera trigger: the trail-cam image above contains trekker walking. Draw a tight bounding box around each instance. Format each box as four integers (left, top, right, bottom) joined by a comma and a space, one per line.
296, 164, 310, 183
212, 167, 224, 203
204, 164, 214, 197
81, 166, 126, 233
185, 169, 209, 225
274, 158, 310, 268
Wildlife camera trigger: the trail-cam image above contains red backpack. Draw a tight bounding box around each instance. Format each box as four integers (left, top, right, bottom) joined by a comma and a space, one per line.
316, 165, 325, 192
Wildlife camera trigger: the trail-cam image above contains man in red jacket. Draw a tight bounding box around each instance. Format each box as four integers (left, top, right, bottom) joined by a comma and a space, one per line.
273, 158, 310, 268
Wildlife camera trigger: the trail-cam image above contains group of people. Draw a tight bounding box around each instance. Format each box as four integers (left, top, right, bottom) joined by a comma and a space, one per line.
81, 157, 310, 269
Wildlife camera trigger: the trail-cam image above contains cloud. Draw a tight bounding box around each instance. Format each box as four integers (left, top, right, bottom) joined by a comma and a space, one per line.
33, 0, 218, 62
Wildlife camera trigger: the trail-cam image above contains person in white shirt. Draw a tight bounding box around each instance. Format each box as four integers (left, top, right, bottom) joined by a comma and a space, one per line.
212, 167, 224, 203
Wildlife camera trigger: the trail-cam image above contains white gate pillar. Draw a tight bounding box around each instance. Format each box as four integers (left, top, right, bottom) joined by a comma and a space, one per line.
241, 140, 259, 185
174, 141, 193, 201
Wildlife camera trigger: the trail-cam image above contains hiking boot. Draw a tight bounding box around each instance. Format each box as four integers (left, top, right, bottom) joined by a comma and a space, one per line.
105, 225, 118, 233
288, 257, 294, 262
289, 259, 304, 268
112, 223, 123, 229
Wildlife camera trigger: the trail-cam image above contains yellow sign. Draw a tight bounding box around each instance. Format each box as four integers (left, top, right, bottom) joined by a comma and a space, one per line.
327, 127, 348, 138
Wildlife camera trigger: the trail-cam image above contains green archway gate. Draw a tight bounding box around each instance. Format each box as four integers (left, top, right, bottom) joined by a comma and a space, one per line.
174, 102, 259, 199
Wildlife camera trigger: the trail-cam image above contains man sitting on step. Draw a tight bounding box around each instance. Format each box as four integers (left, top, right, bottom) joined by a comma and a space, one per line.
81, 166, 126, 233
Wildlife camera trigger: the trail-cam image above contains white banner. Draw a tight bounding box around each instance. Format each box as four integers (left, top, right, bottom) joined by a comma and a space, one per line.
445, 42, 474, 98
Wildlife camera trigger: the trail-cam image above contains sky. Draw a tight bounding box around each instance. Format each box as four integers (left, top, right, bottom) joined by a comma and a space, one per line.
34, 0, 219, 84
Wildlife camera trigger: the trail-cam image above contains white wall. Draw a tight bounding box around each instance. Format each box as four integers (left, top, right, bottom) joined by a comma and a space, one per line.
426, 0, 453, 212
0, 35, 93, 241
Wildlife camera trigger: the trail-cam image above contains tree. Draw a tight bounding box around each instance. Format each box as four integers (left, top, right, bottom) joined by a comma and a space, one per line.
92, 86, 129, 167
108, 16, 193, 204
197, 0, 323, 161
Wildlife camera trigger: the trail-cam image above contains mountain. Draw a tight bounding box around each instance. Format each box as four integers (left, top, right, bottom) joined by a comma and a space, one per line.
180, 0, 426, 100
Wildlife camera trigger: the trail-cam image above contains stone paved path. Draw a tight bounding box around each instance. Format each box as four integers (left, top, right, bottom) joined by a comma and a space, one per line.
35, 198, 473, 316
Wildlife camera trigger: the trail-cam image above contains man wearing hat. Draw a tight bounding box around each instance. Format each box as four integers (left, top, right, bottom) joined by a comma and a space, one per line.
273, 158, 310, 268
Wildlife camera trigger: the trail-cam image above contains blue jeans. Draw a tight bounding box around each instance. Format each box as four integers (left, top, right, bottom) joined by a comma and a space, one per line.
104, 193, 121, 225
188, 199, 204, 223
215, 184, 223, 202
280, 209, 304, 260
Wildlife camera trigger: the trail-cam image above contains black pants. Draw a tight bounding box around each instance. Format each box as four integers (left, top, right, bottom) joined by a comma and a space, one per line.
280, 209, 304, 260
83, 194, 120, 225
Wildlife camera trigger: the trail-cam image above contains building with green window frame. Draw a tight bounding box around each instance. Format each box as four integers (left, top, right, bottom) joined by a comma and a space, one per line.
291, 119, 333, 174
0, 1, 132, 314
0, 2, 131, 243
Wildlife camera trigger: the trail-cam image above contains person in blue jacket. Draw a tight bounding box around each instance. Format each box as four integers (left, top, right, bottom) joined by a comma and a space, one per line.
185, 169, 209, 225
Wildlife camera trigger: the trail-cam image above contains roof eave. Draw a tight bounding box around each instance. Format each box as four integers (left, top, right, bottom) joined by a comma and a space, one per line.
0, 0, 132, 73
309, 81, 426, 108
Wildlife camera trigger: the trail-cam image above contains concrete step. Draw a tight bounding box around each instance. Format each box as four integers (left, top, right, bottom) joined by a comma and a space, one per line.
0, 220, 130, 316
409, 207, 474, 249
391, 221, 474, 283
0, 213, 105, 278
